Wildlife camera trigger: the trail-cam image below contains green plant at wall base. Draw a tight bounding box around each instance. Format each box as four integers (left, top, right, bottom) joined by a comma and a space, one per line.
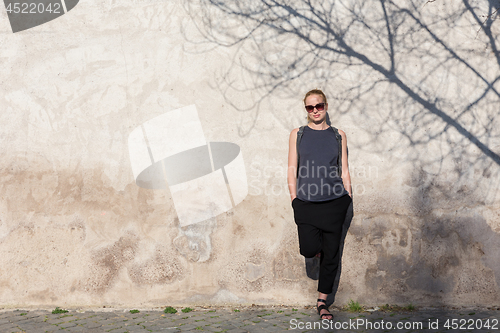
233, 309, 240, 312
380, 304, 391, 311
164, 306, 177, 314
52, 307, 68, 314
130, 309, 140, 314
404, 304, 415, 311
182, 307, 194, 313
346, 300, 363, 312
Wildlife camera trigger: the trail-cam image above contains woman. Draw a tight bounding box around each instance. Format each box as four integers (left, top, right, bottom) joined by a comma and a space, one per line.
287, 89, 352, 320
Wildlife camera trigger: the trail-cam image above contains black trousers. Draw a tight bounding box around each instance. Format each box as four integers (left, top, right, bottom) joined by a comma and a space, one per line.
292, 194, 352, 294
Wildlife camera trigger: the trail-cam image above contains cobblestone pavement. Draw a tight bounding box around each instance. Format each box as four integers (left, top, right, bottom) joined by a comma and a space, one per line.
0, 305, 499, 332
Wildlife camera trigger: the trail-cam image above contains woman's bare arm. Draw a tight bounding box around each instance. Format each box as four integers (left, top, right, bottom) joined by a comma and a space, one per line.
339, 129, 352, 197
287, 128, 299, 201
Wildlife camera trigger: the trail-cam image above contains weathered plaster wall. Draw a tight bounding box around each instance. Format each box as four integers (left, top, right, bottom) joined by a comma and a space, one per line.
0, 0, 499, 308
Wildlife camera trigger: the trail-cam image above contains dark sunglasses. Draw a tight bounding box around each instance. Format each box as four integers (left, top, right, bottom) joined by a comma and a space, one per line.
305, 103, 325, 112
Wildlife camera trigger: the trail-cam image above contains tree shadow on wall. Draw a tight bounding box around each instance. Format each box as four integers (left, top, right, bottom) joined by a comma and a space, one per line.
348, 167, 500, 305
182, 0, 500, 181
181, 0, 500, 304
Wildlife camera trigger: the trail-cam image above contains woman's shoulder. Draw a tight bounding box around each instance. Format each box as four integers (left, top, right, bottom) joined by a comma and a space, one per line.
289, 128, 300, 142
330, 126, 346, 136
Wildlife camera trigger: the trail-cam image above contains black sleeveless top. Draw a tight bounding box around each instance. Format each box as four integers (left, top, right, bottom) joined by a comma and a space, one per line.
296, 126, 348, 202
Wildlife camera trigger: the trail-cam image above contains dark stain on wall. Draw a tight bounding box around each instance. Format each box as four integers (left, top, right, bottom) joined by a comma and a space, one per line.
129, 245, 183, 285
85, 232, 139, 294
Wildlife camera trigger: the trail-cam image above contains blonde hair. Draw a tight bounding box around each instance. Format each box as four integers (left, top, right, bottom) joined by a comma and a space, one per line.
304, 89, 327, 123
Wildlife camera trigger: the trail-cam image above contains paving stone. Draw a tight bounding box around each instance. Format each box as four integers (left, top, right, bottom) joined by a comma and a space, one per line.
0, 325, 25, 332
0, 313, 14, 320
226, 328, 248, 333
157, 323, 181, 329
16, 321, 51, 329
65, 326, 88, 332
124, 326, 155, 332
16, 328, 54, 333
83, 321, 103, 329
7, 316, 31, 324
58, 321, 78, 329
0, 318, 13, 326
177, 323, 199, 330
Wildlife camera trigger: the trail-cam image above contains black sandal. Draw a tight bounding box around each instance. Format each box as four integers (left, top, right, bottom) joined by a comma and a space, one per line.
317, 298, 333, 320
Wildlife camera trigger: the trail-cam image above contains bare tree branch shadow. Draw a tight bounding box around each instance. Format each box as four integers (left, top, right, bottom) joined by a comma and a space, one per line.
181, 0, 500, 304
182, 0, 500, 167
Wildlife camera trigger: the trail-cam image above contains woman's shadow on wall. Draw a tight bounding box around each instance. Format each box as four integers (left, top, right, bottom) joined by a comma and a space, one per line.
304, 113, 353, 307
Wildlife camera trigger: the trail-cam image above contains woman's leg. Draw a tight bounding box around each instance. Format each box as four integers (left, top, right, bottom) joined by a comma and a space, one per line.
316, 195, 351, 295
293, 199, 322, 258
296, 224, 333, 320
313, 227, 343, 320
317, 228, 343, 294
296, 223, 322, 258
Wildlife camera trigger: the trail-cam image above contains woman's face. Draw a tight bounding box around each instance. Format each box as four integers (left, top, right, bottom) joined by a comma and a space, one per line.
304, 94, 328, 123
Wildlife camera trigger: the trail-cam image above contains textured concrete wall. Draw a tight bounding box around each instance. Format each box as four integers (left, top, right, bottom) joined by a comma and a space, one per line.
0, 0, 499, 308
